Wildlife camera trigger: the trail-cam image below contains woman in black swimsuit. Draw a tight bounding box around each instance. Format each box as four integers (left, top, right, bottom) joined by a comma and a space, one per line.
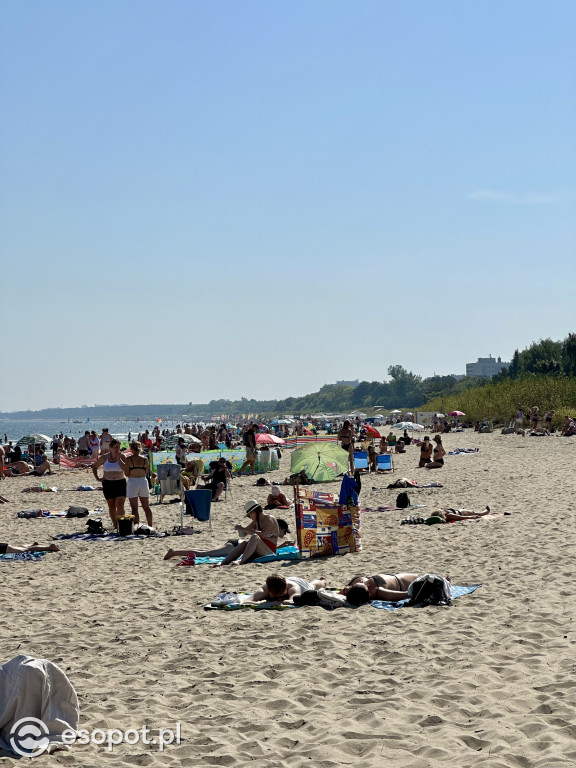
425, 436, 446, 469
119, 441, 153, 526
338, 420, 356, 472
340, 573, 421, 604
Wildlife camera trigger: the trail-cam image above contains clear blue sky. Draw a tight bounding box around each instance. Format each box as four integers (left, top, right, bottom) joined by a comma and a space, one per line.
1, 1, 574, 411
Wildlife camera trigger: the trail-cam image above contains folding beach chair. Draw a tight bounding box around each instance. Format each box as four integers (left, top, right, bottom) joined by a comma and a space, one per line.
156, 463, 183, 504
353, 451, 369, 472
183, 489, 212, 531
376, 454, 394, 473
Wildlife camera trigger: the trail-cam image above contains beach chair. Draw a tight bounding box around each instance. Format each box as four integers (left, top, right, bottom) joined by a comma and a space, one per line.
183, 489, 212, 531
156, 462, 183, 504
376, 454, 394, 473
353, 451, 368, 472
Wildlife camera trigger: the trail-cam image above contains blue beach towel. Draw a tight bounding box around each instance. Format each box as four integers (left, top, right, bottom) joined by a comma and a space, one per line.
53, 532, 169, 542
194, 545, 300, 565
370, 584, 481, 610
205, 584, 481, 611
0, 552, 47, 562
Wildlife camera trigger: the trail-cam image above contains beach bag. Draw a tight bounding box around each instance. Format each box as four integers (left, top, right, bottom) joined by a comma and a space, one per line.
66, 506, 89, 518
86, 518, 106, 536
396, 492, 410, 509
406, 574, 451, 607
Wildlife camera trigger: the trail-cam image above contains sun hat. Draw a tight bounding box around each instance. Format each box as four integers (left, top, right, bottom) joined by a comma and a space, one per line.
244, 499, 261, 515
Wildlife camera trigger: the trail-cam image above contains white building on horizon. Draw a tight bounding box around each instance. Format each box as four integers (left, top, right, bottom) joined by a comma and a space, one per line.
466, 355, 509, 378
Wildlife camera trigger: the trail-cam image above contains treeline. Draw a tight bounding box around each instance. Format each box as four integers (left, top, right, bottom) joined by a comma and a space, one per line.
274, 367, 486, 414
421, 375, 576, 427
496, 334, 576, 379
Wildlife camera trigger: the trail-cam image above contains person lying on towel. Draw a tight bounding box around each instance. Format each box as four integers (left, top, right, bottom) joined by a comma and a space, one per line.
341, 572, 449, 606
0, 541, 60, 555
433, 506, 491, 522
163, 518, 293, 562
247, 573, 328, 605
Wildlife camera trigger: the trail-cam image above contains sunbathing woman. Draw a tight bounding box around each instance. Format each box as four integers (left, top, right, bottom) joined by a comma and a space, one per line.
425, 435, 446, 469
418, 437, 433, 467
434, 506, 491, 521
3, 460, 51, 477
264, 485, 291, 509
163, 518, 292, 561
0, 541, 60, 555
340, 573, 423, 605
213, 500, 281, 567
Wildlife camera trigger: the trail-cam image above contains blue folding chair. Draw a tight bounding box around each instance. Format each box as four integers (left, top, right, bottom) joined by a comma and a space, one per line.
376, 454, 394, 473
183, 489, 213, 531
353, 451, 368, 471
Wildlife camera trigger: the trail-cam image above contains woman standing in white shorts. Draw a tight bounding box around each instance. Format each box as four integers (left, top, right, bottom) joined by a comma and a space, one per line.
119, 441, 153, 527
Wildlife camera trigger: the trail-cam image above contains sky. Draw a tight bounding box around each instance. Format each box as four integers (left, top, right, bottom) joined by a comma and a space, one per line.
1, 1, 574, 412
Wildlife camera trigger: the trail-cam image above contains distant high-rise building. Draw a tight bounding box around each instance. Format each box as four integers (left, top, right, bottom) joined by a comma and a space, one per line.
466, 355, 509, 378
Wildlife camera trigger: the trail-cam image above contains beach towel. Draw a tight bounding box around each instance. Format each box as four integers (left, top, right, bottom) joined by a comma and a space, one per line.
0, 552, 47, 562
58, 454, 96, 468
187, 545, 301, 566
205, 584, 481, 611
448, 448, 480, 455
371, 584, 481, 610
387, 479, 443, 489
17, 509, 103, 519
338, 474, 359, 506
20, 488, 51, 494
0, 655, 79, 756
53, 531, 169, 542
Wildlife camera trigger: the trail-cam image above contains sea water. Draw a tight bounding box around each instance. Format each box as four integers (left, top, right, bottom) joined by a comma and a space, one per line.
0, 417, 186, 444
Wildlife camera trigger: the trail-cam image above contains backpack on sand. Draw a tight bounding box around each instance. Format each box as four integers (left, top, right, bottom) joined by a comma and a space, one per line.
396, 492, 410, 509
86, 518, 106, 536
406, 574, 451, 607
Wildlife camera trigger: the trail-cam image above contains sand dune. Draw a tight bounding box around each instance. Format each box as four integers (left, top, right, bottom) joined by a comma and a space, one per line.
1, 431, 575, 766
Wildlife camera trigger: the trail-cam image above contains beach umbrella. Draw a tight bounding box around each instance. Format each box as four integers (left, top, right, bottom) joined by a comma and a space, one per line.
449, 410, 465, 417
18, 433, 51, 446
364, 424, 381, 438
290, 443, 350, 482
255, 433, 286, 445
391, 422, 424, 431
180, 434, 201, 444
390, 409, 402, 415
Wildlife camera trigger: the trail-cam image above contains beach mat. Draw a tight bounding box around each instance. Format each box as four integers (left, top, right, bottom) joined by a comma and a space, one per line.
205, 584, 481, 611
17, 510, 103, 519
371, 584, 481, 609
0, 552, 47, 562
53, 531, 169, 542
187, 546, 301, 566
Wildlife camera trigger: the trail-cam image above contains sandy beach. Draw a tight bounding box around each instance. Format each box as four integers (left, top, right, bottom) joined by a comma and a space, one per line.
1, 431, 575, 767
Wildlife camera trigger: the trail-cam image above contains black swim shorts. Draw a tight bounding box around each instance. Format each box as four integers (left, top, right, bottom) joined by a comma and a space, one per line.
102, 478, 127, 500
0, 542, 8, 555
